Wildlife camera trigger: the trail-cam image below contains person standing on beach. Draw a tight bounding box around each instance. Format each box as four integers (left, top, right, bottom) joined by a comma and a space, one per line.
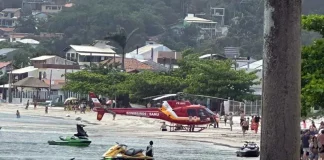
240, 111, 245, 126
309, 136, 319, 160
16, 110, 20, 118
302, 130, 311, 160
45, 105, 48, 114
25, 100, 29, 110
303, 119, 307, 129
224, 114, 227, 126
317, 130, 324, 159
254, 115, 261, 134
241, 118, 248, 136
33, 96, 37, 109
228, 113, 233, 131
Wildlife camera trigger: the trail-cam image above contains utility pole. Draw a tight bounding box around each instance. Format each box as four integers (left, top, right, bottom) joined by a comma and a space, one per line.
261, 0, 301, 160
49, 69, 52, 100
8, 68, 12, 103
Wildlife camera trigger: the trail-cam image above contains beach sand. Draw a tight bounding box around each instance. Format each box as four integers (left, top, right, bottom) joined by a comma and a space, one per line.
0, 104, 260, 148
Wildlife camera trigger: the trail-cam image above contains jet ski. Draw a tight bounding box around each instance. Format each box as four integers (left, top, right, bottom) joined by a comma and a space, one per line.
48, 124, 91, 146
236, 141, 260, 157
101, 142, 154, 160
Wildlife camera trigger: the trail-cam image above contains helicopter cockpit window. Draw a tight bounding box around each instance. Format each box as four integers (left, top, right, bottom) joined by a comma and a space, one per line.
198, 109, 206, 117
205, 108, 216, 116
187, 109, 197, 117
198, 109, 208, 121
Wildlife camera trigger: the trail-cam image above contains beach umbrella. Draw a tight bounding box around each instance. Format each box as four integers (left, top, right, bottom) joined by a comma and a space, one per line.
64, 97, 78, 104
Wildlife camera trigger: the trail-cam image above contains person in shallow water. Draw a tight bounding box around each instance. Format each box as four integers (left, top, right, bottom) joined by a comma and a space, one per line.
25, 100, 29, 110
16, 110, 20, 118
160, 122, 167, 131
146, 141, 153, 157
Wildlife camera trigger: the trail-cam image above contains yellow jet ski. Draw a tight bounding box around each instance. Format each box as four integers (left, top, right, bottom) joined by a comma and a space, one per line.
102, 142, 154, 160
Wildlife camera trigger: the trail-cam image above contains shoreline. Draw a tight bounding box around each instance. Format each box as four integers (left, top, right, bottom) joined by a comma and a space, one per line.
0, 104, 260, 148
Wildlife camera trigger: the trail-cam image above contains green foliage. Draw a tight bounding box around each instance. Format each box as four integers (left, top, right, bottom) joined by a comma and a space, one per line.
301, 39, 324, 116
15, 16, 38, 33
302, 15, 324, 37
0, 42, 50, 68
301, 15, 324, 116
45, 0, 182, 52
63, 70, 127, 97
104, 26, 138, 70
0, 71, 8, 85
120, 71, 186, 102
64, 52, 258, 103
176, 55, 259, 100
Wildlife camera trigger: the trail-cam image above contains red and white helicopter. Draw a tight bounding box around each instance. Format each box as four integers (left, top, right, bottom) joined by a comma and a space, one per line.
89, 92, 234, 132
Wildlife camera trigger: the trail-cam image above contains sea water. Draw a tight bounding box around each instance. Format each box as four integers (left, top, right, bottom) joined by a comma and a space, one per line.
0, 113, 258, 160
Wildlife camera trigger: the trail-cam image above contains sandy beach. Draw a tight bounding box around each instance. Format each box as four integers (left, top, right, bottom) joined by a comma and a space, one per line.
0, 103, 260, 148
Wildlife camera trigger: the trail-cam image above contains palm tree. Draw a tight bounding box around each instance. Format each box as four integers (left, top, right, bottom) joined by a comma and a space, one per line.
104, 26, 139, 70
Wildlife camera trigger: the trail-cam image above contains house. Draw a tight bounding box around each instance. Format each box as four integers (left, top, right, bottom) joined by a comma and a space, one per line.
0, 48, 17, 57
155, 51, 182, 69
8, 55, 81, 104
30, 55, 78, 81
137, 59, 169, 72
0, 27, 14, 38
33, 12, 49, 22
10, 76, 50, 103
64, 42, 117, 66
15, 38, 40, 48
0, 61, 11, 76
11, 55, 78, 83
126, 41, 173, 63
38, 32, 63, 39
41, 4, 64, 14
64, 3, 74, 8
22, 0, 52, 11
0, 8, 21, 27
199, 54, 227, 60
9, 33, 33, 42
184, 14, 219, 38
239, 59, 262, 95
101, 58, 153, 73
1, 8, 21, 18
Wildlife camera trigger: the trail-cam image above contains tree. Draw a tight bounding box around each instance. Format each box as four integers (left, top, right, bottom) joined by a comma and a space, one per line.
119, 71, 186, 103
301, 15, 324, 116
15, 15, 37, 33
175, 54, 259, 100
104, 26, 138, 70
261, 0, 301, 160
63, 70, 127, 97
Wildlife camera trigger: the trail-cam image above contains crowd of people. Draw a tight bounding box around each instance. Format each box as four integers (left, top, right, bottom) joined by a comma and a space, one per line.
301, 121, 324, 160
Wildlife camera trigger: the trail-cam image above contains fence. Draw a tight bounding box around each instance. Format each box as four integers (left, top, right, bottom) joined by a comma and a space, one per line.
6, 90, 87, 104
227, 99, 262, 116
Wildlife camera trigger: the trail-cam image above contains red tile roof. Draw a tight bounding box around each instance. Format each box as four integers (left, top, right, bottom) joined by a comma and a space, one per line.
64, 3, 74, 7
102, 58, 153, 70
0, 27, 14, 32
0, 62, 11, 68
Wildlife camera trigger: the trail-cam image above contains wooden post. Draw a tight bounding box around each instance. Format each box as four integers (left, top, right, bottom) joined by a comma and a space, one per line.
261, 0, 301, 160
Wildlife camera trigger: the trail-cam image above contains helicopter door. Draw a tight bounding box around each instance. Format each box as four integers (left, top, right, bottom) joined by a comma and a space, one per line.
198, 109, 208, 121
187, 109, 197, 121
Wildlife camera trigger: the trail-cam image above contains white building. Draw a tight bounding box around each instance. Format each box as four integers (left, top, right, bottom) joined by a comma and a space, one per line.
8, 55, 81, 104
15, 38, 40, 48
126, 41, 172, 63
184, 14, 219, 38
64, 44, 117, 66
239, 59, 263, 95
